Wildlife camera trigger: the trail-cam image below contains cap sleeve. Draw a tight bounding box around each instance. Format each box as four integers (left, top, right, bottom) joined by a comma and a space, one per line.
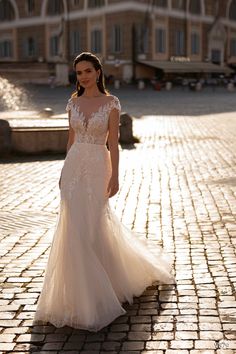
66, 98, 73, 112
110, 96, 121, 113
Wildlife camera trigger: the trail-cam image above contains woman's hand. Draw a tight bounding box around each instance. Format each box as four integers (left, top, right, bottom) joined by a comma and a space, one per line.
107, 175, 119, 198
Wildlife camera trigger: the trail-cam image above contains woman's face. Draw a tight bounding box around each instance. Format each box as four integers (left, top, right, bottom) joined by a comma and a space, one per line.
75, 60, 100, 89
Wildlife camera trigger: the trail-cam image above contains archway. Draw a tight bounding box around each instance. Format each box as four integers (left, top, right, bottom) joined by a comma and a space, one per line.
227, 0, 236, 21
0, 0, 19, 21
41, 0, 68, 17
84, 0, 108, 9
188, 0, 205, 15
172, 0, 186, 11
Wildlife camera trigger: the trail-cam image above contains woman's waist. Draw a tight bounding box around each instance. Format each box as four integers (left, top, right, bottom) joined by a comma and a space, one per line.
66, 141, 111, 167
69, 141, 109, 154
74, 141, 106, 146
73, 134, 107, 146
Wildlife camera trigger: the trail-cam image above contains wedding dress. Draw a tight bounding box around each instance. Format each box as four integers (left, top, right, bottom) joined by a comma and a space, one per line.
33, 94, 175, 332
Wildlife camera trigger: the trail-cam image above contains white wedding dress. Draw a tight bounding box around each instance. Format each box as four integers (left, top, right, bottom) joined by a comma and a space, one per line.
33, 94, 175, 332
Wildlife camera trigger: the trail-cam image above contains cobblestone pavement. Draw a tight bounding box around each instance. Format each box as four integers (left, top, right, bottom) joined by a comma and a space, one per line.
0, 87, 236, 354
2, 83, 236, 117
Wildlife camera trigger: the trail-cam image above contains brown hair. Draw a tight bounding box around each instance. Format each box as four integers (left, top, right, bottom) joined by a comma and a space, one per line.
72, 52, 108, 97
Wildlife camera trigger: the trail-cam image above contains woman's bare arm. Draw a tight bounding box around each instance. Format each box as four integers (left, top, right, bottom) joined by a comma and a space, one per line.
59, 110, 75, 188
66, 110, 75, 154
107, 108, 120, 197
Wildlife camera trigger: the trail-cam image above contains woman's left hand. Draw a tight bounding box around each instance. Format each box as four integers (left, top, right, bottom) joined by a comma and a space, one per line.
107, 176, 119, 198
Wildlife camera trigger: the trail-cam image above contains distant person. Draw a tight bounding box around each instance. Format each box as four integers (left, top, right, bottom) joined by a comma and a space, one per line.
33, 52, 175, 332
182, 78, 188, 90
48, 74, 55, 88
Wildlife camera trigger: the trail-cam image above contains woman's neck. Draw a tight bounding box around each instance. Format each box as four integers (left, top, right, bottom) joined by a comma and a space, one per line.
83, 87, 104, 97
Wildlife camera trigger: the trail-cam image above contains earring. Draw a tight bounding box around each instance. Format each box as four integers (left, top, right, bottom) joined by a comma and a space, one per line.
97, 77, 99, 83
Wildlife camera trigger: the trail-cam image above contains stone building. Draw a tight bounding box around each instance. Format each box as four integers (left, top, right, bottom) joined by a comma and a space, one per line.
0, 0, 235, 84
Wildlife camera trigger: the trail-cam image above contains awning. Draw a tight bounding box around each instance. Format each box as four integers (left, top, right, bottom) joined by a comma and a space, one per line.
138, 60, 233, 74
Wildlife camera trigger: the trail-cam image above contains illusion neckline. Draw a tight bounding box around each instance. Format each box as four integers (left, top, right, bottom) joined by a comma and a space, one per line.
80, 94, 110, 99
70, 96, 117, 130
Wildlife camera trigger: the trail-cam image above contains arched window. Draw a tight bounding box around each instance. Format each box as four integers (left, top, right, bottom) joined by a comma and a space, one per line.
0, 40, 13, 58
88, 0, 105, 7
172, 0, 186, 10
27, 37, 36, 56
91, 29, 102, 53
229, 0, 236, 21
0, 0, 15, 21
47, 0, 64, 15
189, 0, 201, 15
153, 0, 167, 7
26, 0, 35, 14
50, 35, 59, 56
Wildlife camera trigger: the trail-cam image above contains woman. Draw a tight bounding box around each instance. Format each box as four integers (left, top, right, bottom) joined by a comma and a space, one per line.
33, 52, 175, 332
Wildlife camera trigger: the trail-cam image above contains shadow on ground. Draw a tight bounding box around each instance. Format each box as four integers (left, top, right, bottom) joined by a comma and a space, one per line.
0, 153, 65, 164
0, 143, 137, 163
28, 284, 174, 353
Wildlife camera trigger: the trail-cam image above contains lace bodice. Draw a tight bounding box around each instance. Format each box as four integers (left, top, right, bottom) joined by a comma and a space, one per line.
66, 95, 121, 145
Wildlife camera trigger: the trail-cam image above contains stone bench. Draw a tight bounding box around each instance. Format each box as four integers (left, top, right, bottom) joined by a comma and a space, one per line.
0, 113, 138, 156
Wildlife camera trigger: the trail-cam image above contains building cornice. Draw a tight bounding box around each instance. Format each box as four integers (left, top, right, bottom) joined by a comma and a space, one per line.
0, 1, 235, 30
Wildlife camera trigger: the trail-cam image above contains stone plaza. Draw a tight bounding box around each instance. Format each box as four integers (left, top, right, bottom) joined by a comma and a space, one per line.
0, 85, 236, 353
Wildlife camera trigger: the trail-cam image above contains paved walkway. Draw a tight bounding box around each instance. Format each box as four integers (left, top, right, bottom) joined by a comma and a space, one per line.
0, 87, 236, 353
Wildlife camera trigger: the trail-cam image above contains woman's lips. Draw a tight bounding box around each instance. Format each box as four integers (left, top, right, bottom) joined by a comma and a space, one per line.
81, 80, 89, 84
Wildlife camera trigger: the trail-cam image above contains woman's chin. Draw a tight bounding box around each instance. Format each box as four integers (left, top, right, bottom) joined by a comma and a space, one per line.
81, 82, 95, 89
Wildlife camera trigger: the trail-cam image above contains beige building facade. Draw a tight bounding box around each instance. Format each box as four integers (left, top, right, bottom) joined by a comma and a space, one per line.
0, 0, 236, 84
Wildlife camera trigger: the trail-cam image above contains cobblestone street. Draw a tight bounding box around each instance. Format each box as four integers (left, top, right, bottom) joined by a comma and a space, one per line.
0, 87, 236, 353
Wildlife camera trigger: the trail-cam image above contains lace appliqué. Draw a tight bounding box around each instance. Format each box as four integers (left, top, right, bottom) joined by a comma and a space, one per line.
65, 96, 121, 145
66, 96, 120, 128
60, 143, 108, 202
66, 95, 121, 115
61, 96, 120, 200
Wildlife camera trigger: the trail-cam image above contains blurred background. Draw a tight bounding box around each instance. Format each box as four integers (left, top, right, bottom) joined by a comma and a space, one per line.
0, 0, 236, 90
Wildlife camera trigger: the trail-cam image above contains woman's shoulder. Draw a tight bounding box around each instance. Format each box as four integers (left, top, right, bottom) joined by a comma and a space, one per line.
66, 95, 79, 112
70, 93, 79, 103
106, 94, 120, 101
106, 94, 121, 111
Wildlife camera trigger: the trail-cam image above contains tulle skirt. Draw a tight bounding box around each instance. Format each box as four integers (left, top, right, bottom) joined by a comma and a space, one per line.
33, 142, 175, 332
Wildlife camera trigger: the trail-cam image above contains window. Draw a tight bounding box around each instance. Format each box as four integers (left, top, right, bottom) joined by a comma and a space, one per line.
25, 37, 36, 57
50, 35, 59, 56
47, 0, 63, 15
136, 24, 149, 54
211, 49, 221, 64
229, 0, 236, 21
230, 38, 236, 56
191, 32, 200, 54
0, 40, 13, 58
189, 0, 201, 15
155, 28, 166, 53
175, 30, 185, 55
172, 0, 186, 10
88, 0, 105, 8
111, 25, 122, 53
71, 31, 81, 55
153, 0, 167, 7
91, 30, 102, 53
212, 1, 219, 16
26, 0, 35, 14
0, 0, 14, 21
